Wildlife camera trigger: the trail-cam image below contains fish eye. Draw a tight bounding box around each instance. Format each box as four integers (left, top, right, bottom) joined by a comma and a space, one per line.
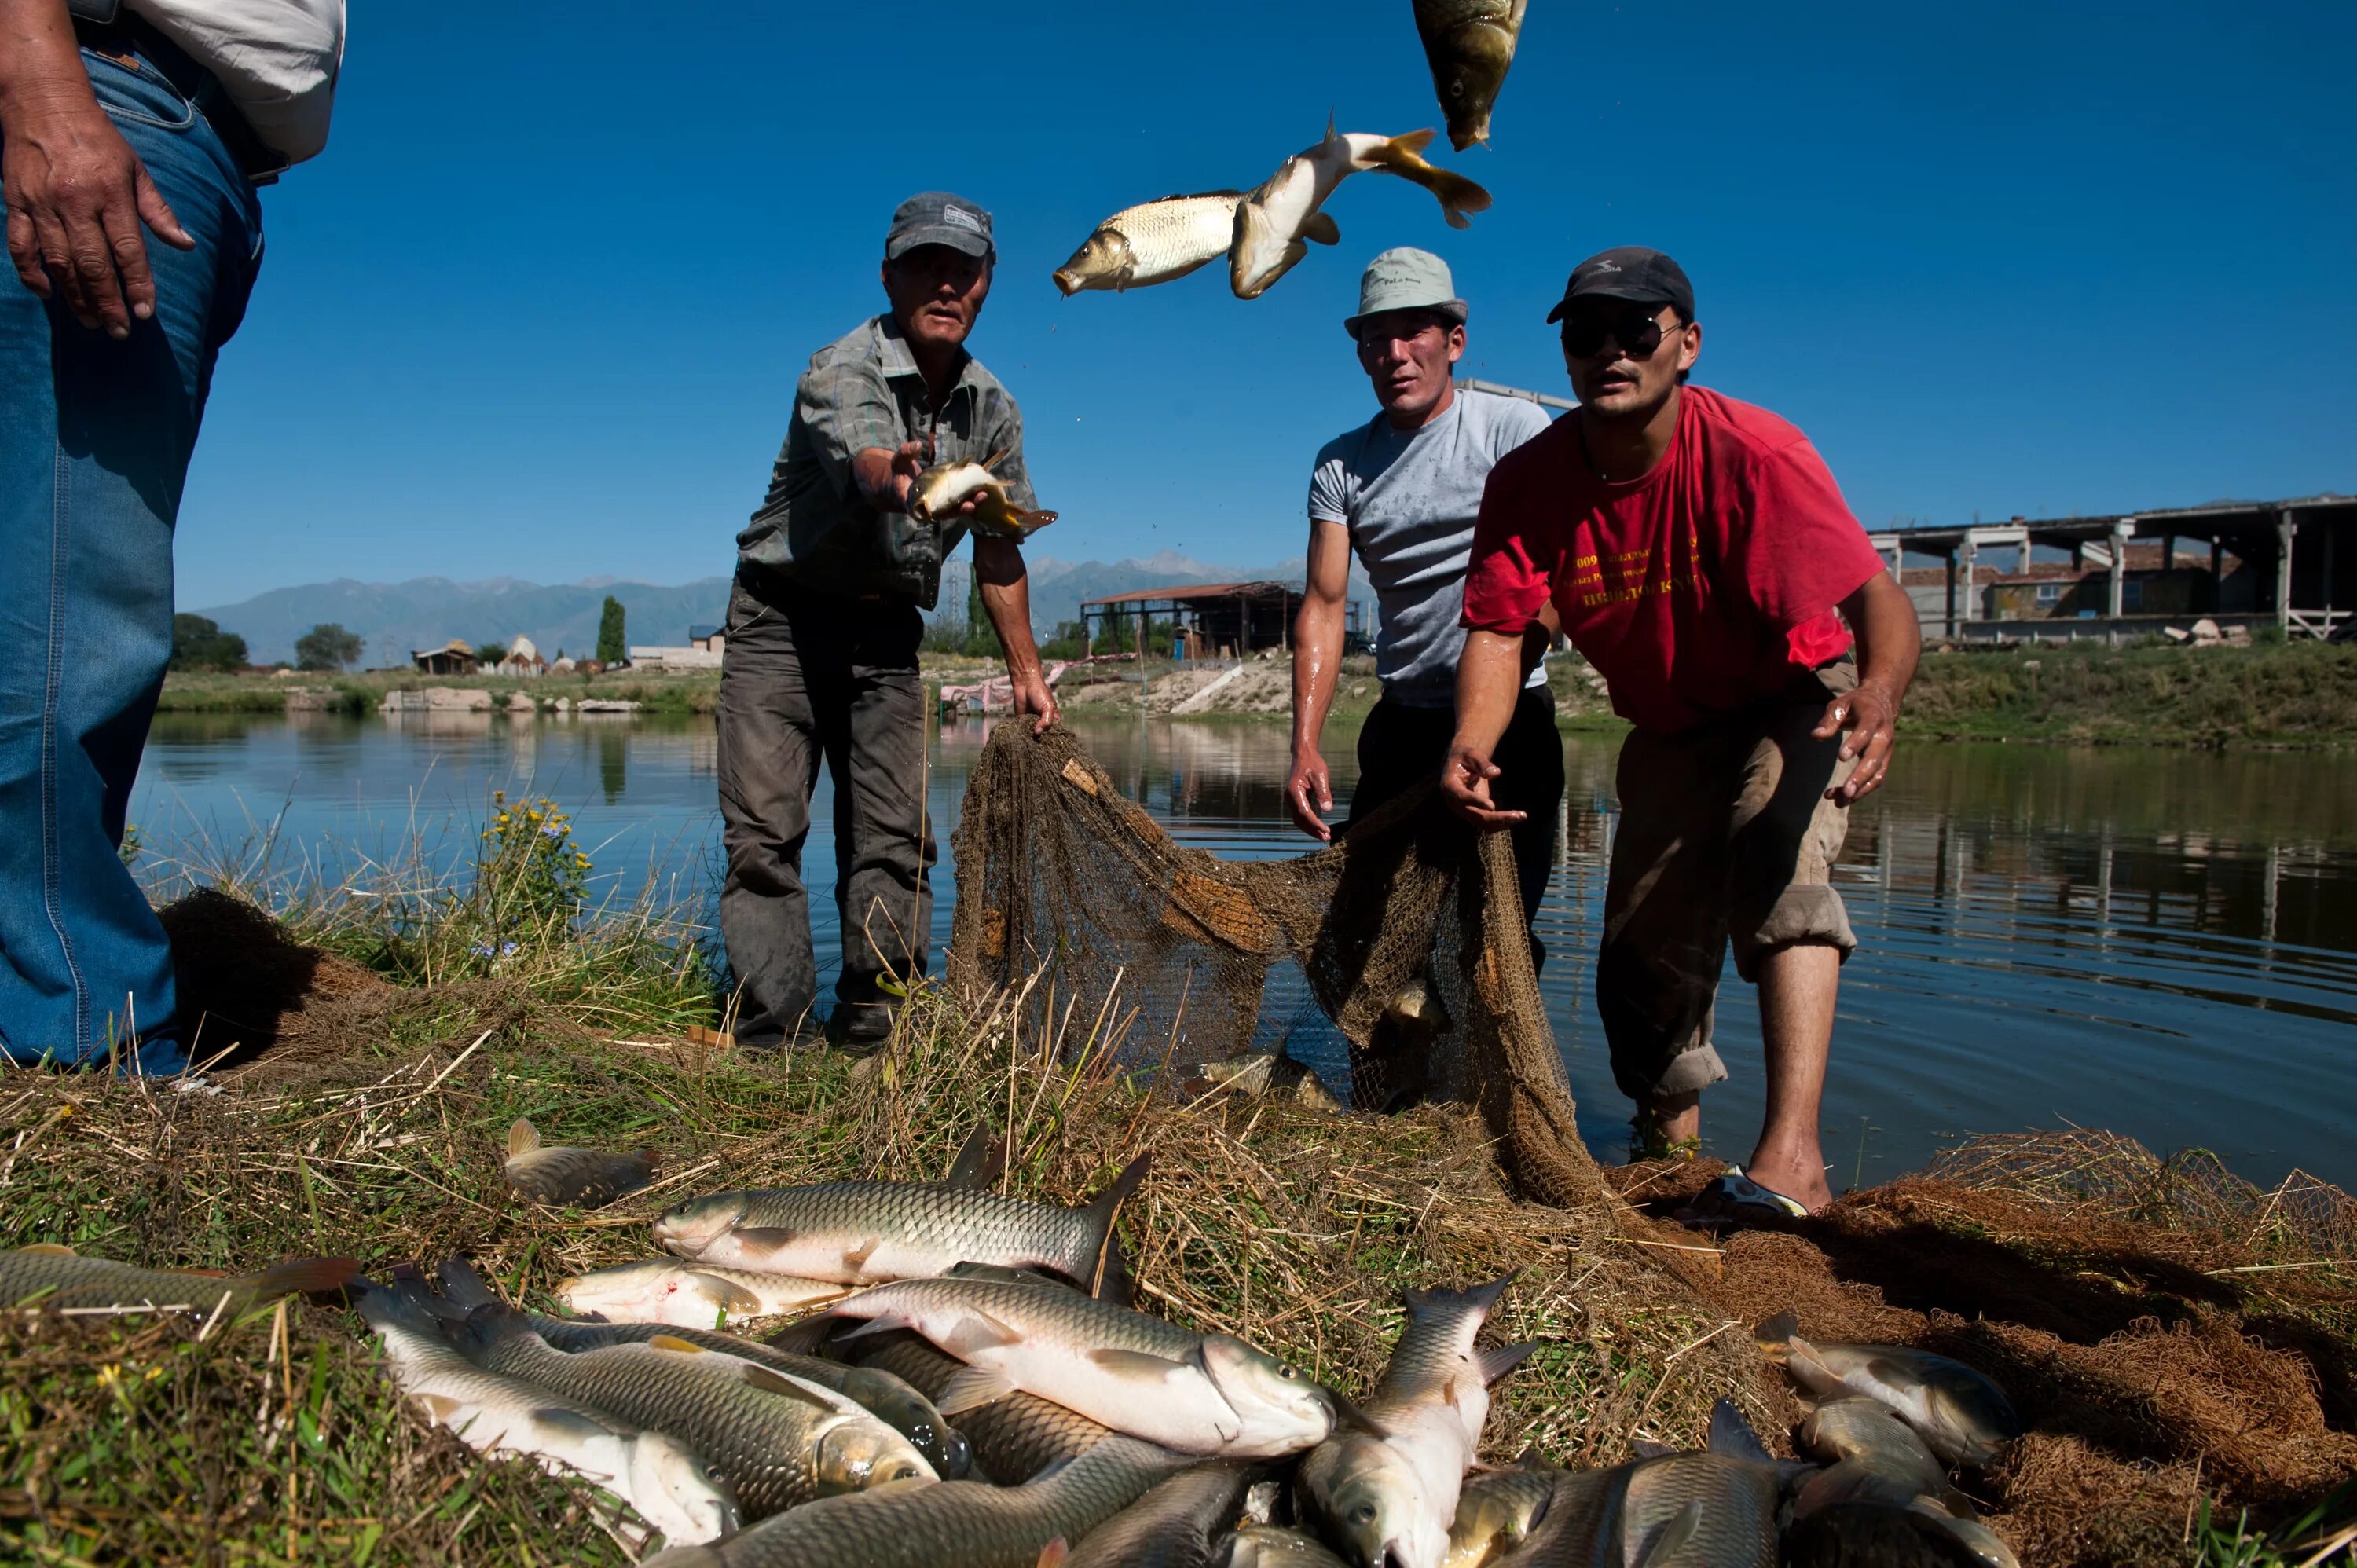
1277, 1365, 1299, 1380
1350, 1504, 1376, 1525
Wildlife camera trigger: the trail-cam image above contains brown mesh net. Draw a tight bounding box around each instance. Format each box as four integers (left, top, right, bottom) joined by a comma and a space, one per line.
947, 721, 1598, 1209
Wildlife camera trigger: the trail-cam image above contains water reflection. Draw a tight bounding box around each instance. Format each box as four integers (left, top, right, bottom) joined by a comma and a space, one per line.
130, 711, 2357, 1191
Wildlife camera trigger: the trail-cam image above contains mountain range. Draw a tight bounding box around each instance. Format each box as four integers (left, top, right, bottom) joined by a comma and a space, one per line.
193, 550, 1371, 666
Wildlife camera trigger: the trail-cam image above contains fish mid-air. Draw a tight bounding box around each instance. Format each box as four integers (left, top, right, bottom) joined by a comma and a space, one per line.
1230, 123, 1491, 300
1412, 0, 1530, 150
905, 450, 1059, 542
1054, 192, 1248, 295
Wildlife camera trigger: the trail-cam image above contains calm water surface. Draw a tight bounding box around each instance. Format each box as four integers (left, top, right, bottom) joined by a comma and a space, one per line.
131, 710, 2357, 1192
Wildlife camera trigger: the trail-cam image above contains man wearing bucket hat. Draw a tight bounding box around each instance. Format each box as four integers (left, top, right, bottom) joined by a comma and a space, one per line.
1442, 246, 1923, 1222
720, 191, 1056, 1053
1288, 247, 1563, 951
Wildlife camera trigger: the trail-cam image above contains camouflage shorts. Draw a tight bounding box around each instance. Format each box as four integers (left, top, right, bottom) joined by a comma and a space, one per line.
1597, 663, 1859, 1103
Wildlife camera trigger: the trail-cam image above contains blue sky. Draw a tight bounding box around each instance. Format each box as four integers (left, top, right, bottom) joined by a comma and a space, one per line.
174, 1, 2355, 608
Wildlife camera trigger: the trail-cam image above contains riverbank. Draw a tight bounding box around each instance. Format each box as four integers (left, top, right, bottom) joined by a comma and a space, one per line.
2, 851, 2352, 1564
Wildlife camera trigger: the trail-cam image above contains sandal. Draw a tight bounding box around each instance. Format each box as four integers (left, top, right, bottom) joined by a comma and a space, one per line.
1673, 1167, 1811, 1231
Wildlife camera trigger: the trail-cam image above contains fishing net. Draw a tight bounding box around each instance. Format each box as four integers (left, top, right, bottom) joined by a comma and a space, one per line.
947, 721, 1599, 1210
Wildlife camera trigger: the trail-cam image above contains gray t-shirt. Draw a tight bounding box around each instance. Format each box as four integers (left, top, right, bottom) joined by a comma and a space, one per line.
1307, 389, 1554, 708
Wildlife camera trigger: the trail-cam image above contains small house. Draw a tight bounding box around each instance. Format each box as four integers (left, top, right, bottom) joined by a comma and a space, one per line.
690, 625, 726, 656
412, 639, 476, 676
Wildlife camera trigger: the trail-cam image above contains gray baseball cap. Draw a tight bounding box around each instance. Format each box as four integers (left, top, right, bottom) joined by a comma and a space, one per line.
885, 191, 995, 261
1343, 247, 1468, 339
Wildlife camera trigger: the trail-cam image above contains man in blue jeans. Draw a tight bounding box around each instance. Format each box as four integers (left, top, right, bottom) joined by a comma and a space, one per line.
0, 0, 343, 1070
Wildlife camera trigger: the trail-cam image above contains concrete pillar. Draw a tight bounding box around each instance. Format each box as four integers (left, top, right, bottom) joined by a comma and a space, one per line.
2276, 508, 2297, 633
2107, 518, 2133, 618
1958, 536, 1978, 627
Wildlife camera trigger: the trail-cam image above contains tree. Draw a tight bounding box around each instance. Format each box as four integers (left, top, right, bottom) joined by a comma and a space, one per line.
596, 595, 626, 665
962, 575, 1000, 658
292, 621, 362, 672
476, 641, 511, 669
170, 614, 247, 672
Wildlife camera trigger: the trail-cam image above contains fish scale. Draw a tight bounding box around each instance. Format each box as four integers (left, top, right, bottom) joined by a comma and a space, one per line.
639, 1434, 1185, 1568
852, 1331, 1109, 1485
0, 1247, 356, 1314
460, 1318, 926, 1519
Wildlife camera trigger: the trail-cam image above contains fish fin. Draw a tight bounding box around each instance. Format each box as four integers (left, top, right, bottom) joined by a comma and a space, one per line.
978, 448, 1011, 474
454, 1300, 533, 1354
532, 1405, 625, 1442
1149, 189, 1246, 202
20, 1243, 75, 1256
1303, 212, 1340, 246
1036, 1538, 1069, 1568
764, 1315, 845, 1355
1635, 1500, 1703, 1568
943, 1123, 1008, 1190
1480, 1341, 1538, 1386
1087, 1347, 1192, 1383
646, 1333, 708, 1354
506, 1118, 540, 1158
243, 1257, 362, 1300
940, 1309, 1025, 1361
687, 1273, 765, 1315
1511, 1445, 1549, 1470
723, 1226, 801, 1257
737, 1363, 843, 1411
1707, 1397, 1775, 1464
411, 1392, 466, 1424
1630, 1438, 1676, 1459
351, 1271, 444, 1339
841, 1236, 882, 1273
832, 1310, 918, 1343
1078, 1151, 1151, 1305
1754, 1311, 1799, 1357
433, 1257, 502, 1312
935, 1363, 1018, 1416
1329, 1390, 1394, 1441
1363, 132, 1493, 229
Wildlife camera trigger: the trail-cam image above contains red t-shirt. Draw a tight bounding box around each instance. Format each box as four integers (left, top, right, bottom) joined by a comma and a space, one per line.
1461, 386, 1886, 734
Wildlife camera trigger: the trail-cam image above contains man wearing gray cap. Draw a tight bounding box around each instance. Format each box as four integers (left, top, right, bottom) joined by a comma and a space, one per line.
720, 191, 1055, 1053
1288, 247, 1563, 947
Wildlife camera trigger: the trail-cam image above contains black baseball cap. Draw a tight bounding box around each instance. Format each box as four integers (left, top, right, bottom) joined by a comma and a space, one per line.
885, 191, 995, 261
1545, 247, 1695, 323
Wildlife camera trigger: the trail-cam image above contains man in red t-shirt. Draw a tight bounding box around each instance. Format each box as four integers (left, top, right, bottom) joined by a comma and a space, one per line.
1442, 247, 1922, 1220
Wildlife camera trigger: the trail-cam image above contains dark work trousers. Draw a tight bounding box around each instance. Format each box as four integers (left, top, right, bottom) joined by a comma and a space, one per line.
717, 568, 933, 1046
1343, 687, 1567, 969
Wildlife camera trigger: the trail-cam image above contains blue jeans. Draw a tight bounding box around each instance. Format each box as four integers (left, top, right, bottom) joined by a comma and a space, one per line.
0, 47, 262, 1070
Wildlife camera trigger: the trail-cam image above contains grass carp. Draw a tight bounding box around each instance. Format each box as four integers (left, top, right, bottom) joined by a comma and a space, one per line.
851, 1329, 1111, 1486
1792, 1396, 1974, 1521
0, 1244, 356, 1316
555, 1257, 849, 1328
654, 1152, 1149, 1302
1228, 1527, 1352, 1567
1054, 193, 1247, 295
1230, 123, 1490, 300
817, 1274, 1345, 1458
1442, 1462, 1563, 1567
637, 1434, 1185, 1568
1758, 1314, 2022, 1467
354, 1273, 737, 1545
1186, 1052, 1345, 1112
1299, 1276, 1532, 1568
449, 1302, 935, 1519
432, 1258, 968, 1478
1065, 1459, 1263, 1568
1413, 0, 1530, 150
906, 449, 1058, 541
502, 1117, 656, 1208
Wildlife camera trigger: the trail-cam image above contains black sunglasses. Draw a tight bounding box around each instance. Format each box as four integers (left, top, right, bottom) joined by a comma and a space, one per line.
1558, 305, 1680, 360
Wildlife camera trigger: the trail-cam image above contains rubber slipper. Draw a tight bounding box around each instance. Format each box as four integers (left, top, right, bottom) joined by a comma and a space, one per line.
1673, 1167, 1810, 1231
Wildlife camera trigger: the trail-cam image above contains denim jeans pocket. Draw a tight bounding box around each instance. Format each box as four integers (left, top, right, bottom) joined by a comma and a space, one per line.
82, 49, 199, 134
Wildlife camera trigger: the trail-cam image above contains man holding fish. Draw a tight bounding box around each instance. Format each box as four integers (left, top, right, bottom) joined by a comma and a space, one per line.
1287, 248, 1564, 954
720, 192, 1058, 1054
1443, 247, 1923, 1222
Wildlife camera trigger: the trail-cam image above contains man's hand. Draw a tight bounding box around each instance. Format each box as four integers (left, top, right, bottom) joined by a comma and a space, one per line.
1439, 740, 1526, 828
1813, 677, 1899, 804
1007, 665, 1057, 735
3, 90, 192, 338
1286, 746, 1333, 841
885, 438, 929, 511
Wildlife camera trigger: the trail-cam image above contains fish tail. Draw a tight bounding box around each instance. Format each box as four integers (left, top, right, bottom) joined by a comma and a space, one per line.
350, 1266, 445, 1338
1365, 132, 1493, 230
1078, 1152, 1152, 1302
1754, 1310, 1799, 1359
242, 1255, 362, 1302
1479, 1341, 1538, 1386
453, 1299, 533, 1355
1403, 1270, 1518, 1326
943, 1122, 1009, 1190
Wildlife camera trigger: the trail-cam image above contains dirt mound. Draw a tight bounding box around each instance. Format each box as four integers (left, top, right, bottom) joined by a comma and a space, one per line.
1605, 1149, 2357, 1563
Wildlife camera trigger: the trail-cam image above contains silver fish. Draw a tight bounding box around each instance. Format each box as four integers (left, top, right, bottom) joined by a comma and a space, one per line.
0, 1243, 357, 1316
555, 1257, 849, 1328
447, 1302, 936, 1519
638, 1434, 1186, 1568
1228, 1527, 1353, 1568
432, 1258, 970, 1480
1791, 1397, 1974, 1521
503, 1117, 657, 1208
850, 1329, 1112, 1486
1230, 123, 1490, 299
1758, 1314, 2022, 1467
906, 449, 1059, 541
1054, 192, 1248, 295
1413, 0, 1530, 150
818, 1275, 1344, 1459
354, 1273, 738, 1544
654, 1152, 1149, 1302
1188, 1052, 1344, 1112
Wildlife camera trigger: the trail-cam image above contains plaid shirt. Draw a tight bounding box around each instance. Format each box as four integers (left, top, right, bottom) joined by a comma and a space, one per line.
735, 313, 1036, 606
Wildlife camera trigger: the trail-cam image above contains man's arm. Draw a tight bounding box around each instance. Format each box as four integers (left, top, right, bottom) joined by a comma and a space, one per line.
975, 536, 1057, 734
1813, 569, 1920, 804
1439, 628, 1530, 826
0, 0, 191, 336
1285, 518, 1352, 841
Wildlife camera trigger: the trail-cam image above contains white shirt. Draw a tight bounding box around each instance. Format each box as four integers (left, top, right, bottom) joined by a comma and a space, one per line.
128, 0, 345, 164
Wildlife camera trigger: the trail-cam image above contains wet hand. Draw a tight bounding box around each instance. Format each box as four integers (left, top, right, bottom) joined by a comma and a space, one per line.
1009, 667, 1058, 735
1814, 680, 1898, 804
2, 94, 192, 337
1286, 748, 1333, 841
1439, 742, 1524, 828
886, 439, 930, 510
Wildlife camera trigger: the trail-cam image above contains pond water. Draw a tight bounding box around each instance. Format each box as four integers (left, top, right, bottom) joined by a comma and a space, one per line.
130, 709, 2357, 1192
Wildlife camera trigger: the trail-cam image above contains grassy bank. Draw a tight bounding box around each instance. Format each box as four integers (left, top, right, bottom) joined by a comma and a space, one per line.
1904, 638, 2357, 746
157, 667, 729, 717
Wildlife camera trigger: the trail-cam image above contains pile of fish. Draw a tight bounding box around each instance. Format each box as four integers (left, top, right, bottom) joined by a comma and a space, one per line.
1052, 5, 1530, 301
0, 1114, 2033, 1566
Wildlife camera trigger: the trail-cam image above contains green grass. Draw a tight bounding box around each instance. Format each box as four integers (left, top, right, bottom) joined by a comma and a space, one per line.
1905, 638, 2357, 746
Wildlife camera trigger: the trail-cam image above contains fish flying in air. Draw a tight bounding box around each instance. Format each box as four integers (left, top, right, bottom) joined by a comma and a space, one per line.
1412, 0, 1530, 150
1054, 192, 1248, 295
1230, 122, 1491, 300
